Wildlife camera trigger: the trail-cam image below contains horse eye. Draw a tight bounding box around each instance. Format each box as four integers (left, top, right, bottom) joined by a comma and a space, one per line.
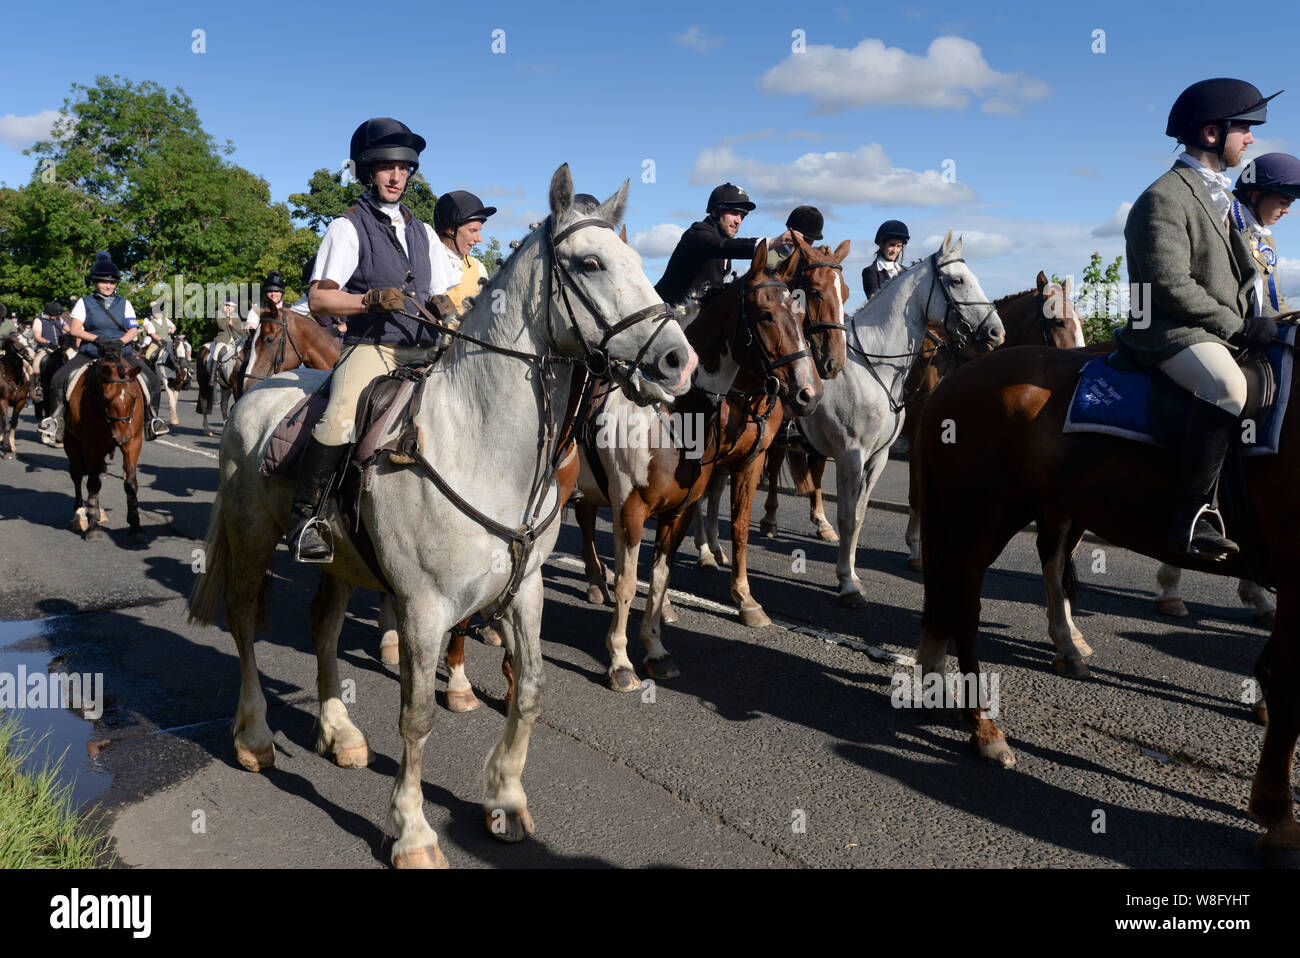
583, 257, 603, 272
951, 276, 964, 284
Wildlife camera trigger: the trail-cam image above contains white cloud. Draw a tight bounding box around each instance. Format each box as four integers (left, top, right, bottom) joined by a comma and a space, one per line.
631, 223, 685, 258
675, 26, 724, 52
1091, 201, 1133, 238
760, 36, 1050, 114
921, 230, 1013, 259
691, 143, 976, 207
0, 110, 64, 151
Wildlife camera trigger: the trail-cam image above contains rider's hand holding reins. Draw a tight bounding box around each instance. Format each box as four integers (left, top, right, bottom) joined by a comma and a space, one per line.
362, 287, 408, 312
1235, 313, 1278, 348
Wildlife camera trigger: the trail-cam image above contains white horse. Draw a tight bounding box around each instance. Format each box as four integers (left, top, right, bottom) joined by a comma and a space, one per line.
796, 231, 1005, 605
188, 165, 697, 868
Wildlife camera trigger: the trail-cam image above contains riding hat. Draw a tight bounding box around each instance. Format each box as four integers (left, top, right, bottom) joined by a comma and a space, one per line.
786, 205, 824, 242
874, 220, 910, 245
1166, 78, 1281, 152
349, 117, 426, 180
433, 190, 497, 236
262, 269, 286, 293
1234, 152, 1300, 200
44, 301, 63, 316
706, 183, 756, 214
88, 250, 121, 283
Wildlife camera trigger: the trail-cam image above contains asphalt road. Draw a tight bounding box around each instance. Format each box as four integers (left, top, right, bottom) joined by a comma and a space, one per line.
0, 390, 1290, 869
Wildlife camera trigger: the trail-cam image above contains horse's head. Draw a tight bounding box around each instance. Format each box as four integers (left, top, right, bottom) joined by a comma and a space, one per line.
3, 332, 35, 366
540, 164, 696, 404
1034, 271, 1085, 348
926, 230, 1005, 352
733, 241, 822, 416
785, 234, 850, 379
91, 340, 142, 447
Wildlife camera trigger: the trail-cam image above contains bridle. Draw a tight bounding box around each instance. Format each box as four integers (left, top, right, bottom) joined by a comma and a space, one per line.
1035, 287, 1075, 346
793, 256, 848, 341
93, 356, 139, 441
925, 252, 1000, 351
242, 308, 305, 387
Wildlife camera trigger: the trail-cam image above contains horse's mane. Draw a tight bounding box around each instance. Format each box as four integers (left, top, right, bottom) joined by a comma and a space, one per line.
97, 339, 124, 363
995, 288, 1038, 305
873, 257, 923, 296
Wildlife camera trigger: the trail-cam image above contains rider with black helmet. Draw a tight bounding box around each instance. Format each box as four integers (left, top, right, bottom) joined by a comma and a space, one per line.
434, 190, 496, 311
1232, 152, 1300, 312
654, 183, 785, 306
862, 220, 910, 300
286, 117, 454, 562
1114, 78, 1281, 561
768, 205, 825, 267
39, 251, 170, 444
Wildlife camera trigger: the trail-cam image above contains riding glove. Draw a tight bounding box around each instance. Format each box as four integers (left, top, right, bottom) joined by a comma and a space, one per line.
1236, 314, 1277, 349
361, 287, 408, 312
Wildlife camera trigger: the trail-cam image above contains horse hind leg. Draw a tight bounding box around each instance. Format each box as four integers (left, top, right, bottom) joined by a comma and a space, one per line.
1248, 591, 1300, 849
1155, 563, 1189, 618
1238, 579, 1276, 629
1038, 515, 1090, 678
444, 625, 481, 713
311, 573, 371, 767
760, 446, 784, 537
808, 453, 837, 541
575, 499, 611, 604
641, 512, 693, 680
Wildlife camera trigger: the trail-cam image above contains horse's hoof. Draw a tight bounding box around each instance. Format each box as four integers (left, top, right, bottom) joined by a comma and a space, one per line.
235, 743, 275, 772
1254, 609, 1277, 630
971, 735, 1016, 769
446, 688, 481, 713
1256, 819, 1300, 850
1, 451, 13, 461
128, 530, 148, 546
1155, 597, 1189, 618
740, 606, 771, 628
661, 603, 678, 625
608, 666, 641, 692
760, 520, 777, 538
838, 590, 868, 609
486, 807, 535, 843
717, 551, 731, 567
1253, 703, 1269, 726
1052, 657, 1091, 679
816, 523, 839, 542
476, 622, 503, 647
644, 655, 680, 680
586, 583, 610, 604
203, 429, 213, 438
169, 413, 180, 425
332, 743, 373, 768
906, 557, 924, 573
84, 527, 105, 541
697, 552, 719, 571
380, 642, 399, 666
392, 842, 449, 869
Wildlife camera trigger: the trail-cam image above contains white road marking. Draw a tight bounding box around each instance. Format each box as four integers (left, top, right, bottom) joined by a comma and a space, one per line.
549, 554, 914, 667
155, 438, 219, 460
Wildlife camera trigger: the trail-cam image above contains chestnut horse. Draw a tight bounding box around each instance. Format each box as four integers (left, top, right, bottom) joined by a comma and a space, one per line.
0, 332, 35, 459
575, 240, 821, 689
62, 339, 148, 544
913, 337, 1300, 848
236, 305, 341, 398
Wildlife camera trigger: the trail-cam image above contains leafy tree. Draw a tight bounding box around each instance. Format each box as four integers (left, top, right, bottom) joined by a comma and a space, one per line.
289, 169, 437, 231
473, 236, 504, 275
1052, 252, 1124, 346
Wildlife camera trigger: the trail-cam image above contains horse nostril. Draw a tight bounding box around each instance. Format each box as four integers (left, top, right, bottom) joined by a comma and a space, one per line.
660, 348, 684, 372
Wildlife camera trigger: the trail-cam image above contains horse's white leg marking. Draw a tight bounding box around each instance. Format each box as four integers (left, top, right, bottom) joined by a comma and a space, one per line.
917, 632, 947, 677
379, 594, 399, 666
605, 509, 642, 690
311, 573, 371, 766
640, 542, 673, 667
1043, 547, 1089, 668
704, 469, 728, 566
905, 507, 923, 566
390, 593, 452, 868
1155, 562, 1189, 617
482, 573, 544, 842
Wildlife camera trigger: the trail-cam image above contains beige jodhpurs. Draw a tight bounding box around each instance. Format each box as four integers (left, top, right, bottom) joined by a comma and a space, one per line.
1157, 341, 1247, 418
312, 343, 431, 446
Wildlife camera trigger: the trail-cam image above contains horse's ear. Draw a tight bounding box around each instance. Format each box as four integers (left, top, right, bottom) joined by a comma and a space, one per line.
548, 164, 574, 220
745, 239, 768, 279
1061, 275, 1072, 298
620, 224, 628, 244
126, 365, 141, 378
776, 245, 801, 282
833, 239, 851, 262
940, 229, 955, 256
596, 179, 628, 228
1036, 270, 1049, 292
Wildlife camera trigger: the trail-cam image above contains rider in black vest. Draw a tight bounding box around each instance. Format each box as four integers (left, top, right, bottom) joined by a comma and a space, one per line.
285, 117, 453, 562
40, 252, 169, 445
655, 183, 781, 306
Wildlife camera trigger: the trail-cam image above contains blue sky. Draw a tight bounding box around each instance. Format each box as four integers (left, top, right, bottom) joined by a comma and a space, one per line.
2, 0, 1297, 301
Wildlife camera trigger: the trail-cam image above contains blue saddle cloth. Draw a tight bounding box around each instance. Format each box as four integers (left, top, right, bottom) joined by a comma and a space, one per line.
1063, 325, 1294, 457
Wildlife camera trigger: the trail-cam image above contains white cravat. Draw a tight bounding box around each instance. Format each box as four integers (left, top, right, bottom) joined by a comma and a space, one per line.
1178, 151, 1234, 222
876, 256, 902, 277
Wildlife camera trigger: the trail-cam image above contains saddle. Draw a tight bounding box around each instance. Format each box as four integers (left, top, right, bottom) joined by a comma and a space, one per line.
65, 359, 151, 409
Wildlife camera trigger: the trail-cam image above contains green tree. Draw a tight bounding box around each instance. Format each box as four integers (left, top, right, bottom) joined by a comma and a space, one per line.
1052, 252, 1124, 346
473, 236, 504, 275
289, 169, 437, 231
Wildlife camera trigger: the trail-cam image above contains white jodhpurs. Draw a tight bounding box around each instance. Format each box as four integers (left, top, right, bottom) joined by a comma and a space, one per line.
1157, 341, 1247, 418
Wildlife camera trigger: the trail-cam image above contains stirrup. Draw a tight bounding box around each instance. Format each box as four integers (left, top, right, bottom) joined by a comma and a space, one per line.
145, 417, 170, 441
1177, 504, 1239, 560
290, 517, 335, 563
39, 416, 63, 445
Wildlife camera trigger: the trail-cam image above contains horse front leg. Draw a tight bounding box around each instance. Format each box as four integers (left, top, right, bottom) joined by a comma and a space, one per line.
390, 593, 453, 868
84, 464, 105, 542
605, 499, 646, 691
760, 446, 784, 538
444, 623, 481, 713
3, 403, 17, 458
378, 592, 399, 665
311, 573, 371, 767
483, 573, 545, 844
808, 453, 837, 541
730, 452, 771, 627
641, 510, 695, 680
124, 441, 146, 545
1249, 588, 1300, 848
575, 499, 611, 604
833, 449, 869, 606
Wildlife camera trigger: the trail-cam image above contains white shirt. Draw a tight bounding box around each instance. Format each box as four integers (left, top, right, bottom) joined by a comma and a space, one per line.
439, 242, 487, 287
289, 293, 311, 315
874, 256, 903, 277
71, 296, 137, 323
245, 308, 260, 332
312, 203, 454, 296
1178, 151, 1234, 223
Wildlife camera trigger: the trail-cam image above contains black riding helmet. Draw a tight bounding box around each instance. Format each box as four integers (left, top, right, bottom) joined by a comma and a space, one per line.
874, 220, 910, 246
261, 270, 285, 294
786, 205, 824, 242
706, 182, 756, 215
1166, 78, 1281, 156
1234, 152, 1300, 201
349, 117, 426, 193
433, 190, 497, 237
44, 300, 63, 316
88, 250, 121, 283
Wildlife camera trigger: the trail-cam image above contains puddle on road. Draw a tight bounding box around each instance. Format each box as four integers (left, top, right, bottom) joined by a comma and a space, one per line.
0, 618, 112, 808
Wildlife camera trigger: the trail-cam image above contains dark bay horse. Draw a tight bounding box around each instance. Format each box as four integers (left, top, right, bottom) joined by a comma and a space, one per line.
0, 332, 35, 459
575, 240, 822, 689
63, 340, 147, 543
913, 338, 1300, 848
236, 306, 341, 398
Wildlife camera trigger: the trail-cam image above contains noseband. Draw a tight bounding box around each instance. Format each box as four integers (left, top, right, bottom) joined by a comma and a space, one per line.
794, 259, 848, 340
928, 252, 999, 349
736, 277, 813, 398
94, 358, 139, 438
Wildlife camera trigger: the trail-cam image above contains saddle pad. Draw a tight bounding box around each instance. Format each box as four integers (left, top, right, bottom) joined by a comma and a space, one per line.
1063, 325, 1294, 456
259, 389, 330, 479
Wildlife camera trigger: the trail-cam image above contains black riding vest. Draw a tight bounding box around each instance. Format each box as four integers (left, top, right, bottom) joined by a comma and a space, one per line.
654, 217, 760, 306
78, 294, 133, 358
340, 193, 436, 347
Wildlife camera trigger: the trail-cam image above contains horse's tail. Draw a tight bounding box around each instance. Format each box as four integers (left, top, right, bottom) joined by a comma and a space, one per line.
786, 449, 816, 495
188, 490, 230, 625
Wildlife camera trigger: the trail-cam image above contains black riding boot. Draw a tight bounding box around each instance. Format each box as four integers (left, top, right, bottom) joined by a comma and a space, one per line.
286, 437, 348, 563
138, 362, 169, 440
1167, 399, 1240, 560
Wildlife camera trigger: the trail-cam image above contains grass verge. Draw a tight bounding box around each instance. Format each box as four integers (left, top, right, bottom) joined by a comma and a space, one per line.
0, 713, 115, 868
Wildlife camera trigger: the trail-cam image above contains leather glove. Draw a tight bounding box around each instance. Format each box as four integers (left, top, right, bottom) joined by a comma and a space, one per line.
1237, 314, 1277, 349
361, 287, 408, 312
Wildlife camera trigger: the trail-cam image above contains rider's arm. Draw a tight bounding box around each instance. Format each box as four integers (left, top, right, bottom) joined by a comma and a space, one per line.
308, 217, 371, 316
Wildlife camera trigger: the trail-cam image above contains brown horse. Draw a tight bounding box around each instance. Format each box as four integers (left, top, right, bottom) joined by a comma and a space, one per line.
236, 306, 341, 398
196, 341, 241, 435
913, 336, 1300, 848
63, 339, 148, 544
575, 241, 822, 689
0, 332, 35, 459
